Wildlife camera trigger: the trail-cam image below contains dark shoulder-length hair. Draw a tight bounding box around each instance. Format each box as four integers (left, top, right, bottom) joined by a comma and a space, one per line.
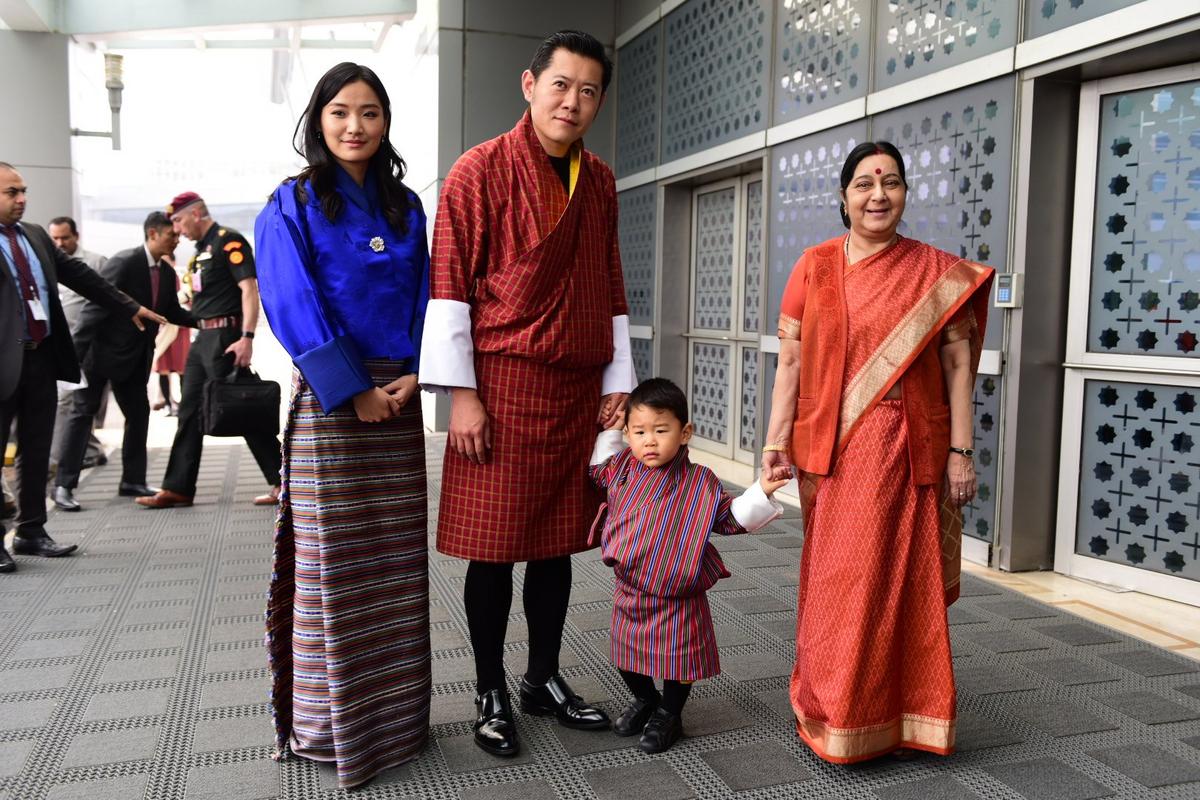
290, 62, 413, 234
838, 140, 908, 229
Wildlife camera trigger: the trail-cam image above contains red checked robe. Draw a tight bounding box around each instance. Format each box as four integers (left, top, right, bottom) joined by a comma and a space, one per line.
427, 112, 630, 562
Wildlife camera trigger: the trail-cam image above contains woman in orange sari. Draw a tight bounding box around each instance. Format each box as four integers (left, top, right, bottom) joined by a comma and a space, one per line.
762, 141, 993, 763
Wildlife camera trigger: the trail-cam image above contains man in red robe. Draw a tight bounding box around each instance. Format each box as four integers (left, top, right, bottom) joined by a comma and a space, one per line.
420, 30, 634, 757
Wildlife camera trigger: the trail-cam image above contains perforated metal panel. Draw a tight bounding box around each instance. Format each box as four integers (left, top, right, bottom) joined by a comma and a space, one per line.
619, 185, 658, 327
631, 336, 654, 382
1025, 0, 1141, 38
964, 375, 1002, 542
692, 341, 732, 443
767, 120, 868, 333
739, 345, 761, 452
1085, 78, 1200, 359
1076, 379, 1200, 582
774, 0, 870, 123
874, 0, 1018, 91
873, 75, 1016, 349
662, 0, 771, 162
615, 24, 661, 177
693, 187, 737, 331
743, 180, 765, 334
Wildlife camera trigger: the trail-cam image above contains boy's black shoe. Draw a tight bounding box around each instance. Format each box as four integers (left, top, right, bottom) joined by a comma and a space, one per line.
639, 708, 682, 753
473, 689, 519, 757
519, 674, 610, 729
612, 696, 659, 737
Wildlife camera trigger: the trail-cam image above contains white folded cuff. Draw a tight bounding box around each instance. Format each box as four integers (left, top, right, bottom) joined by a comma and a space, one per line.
590, 429, 626, 465
730, 480, 785, 531
418, 299, 476, 393
601, 314, 637, 395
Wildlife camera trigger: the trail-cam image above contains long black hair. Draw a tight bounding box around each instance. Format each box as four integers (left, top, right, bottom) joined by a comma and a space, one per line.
838, 140, 907, 229
290, 62, 412, 234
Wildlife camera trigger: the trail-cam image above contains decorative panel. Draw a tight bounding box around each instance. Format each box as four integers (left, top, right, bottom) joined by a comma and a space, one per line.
767, 120, 868, 333
692, 342, 732, 443
693, 187, 737, 331
963, 374, 1002, 542
739, 346, 760, 451
619, 185, 658, 326
874, 0, 1017, 91
774, 0, 870, 124
1085, 78, 1200, 359
662, 0, 771, 163
1025, 0, 1140, 39
743, 180, 765, 334
616, 24, 661, 177
872, 75, 1016, 349
632, 336, 654, 382
1076, 379, 1200, 582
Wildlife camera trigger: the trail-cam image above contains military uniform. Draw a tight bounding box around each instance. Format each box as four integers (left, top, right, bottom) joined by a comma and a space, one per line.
157, 218, 281, 499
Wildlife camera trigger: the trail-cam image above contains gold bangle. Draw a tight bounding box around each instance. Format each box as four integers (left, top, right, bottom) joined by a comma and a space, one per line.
762, 444, 788, 453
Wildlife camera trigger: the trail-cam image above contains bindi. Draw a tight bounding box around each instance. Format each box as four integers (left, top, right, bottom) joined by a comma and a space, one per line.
875, 168, 882, 174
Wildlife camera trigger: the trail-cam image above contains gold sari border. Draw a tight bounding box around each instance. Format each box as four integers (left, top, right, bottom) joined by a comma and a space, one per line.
795, 710, 956, 763
778, 312, 802, 340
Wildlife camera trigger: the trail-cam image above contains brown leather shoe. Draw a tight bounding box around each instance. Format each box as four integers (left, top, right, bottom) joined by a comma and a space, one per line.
135, 489, 193, 509
253, 485, 281, 506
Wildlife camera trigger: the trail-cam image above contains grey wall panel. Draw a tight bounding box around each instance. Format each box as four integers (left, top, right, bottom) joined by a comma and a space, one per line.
465, 0, 615, 41
1025, 0, 1141, 39
873, 0, 1018, 92
618, 185, 658, 326
965, 375, 1003, 542
872, 74, 1017, 350
661, 0, 772, 163
632, 336, 654, 381
766, 120, 868, 333
616, 24, 661, 177
774, 0, 870, 125
618, 0, 664, 34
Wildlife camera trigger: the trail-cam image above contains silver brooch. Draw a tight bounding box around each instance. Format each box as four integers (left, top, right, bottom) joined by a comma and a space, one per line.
369, 236, 385, 253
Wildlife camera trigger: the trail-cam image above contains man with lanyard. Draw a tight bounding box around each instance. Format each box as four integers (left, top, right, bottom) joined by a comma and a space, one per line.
420, 31, 635, 757
137, 192, 281, 509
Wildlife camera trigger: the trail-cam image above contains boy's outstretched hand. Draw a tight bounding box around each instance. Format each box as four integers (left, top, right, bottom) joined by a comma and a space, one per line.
759, 472, 791, 496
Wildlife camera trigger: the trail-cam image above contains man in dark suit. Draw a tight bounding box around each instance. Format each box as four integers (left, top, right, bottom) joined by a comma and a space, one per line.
0, 162, 165, 573
52, 212, 197, 511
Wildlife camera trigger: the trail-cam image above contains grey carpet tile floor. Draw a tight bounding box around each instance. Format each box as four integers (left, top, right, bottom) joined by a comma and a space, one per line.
1, 438, 1199, 799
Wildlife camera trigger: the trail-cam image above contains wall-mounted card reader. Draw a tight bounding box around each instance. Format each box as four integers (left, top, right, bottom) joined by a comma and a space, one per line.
994, 273, 1023, 308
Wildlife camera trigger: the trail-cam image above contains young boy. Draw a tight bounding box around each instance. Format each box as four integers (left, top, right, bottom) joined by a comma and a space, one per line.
588, 378, 789, 753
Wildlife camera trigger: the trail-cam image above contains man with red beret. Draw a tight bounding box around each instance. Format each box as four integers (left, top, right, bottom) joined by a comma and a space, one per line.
137, 192, 282, 509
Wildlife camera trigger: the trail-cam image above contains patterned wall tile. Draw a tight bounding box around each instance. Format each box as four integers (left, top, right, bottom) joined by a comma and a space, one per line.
874, 0, 1017, 91
1076, 379, 1200, 582
616, 24, 661, 177
740, 345, 761, 451
1025, 0, 1141, 39
774, 0, 870, 124
693, 186, 737, 331
873, 74, 1016, 349
1085, 78, 1200, 359
692, 341, 732, 443
744, 179, 765, 334
767, 120, 868, 333
964, 375, 1002, 542
662, 0, 772, 162
619, 185, 658, 327
632, 336, 654, 382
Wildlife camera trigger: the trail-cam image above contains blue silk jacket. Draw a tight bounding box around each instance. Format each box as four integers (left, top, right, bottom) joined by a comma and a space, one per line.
255, 168, 429, 413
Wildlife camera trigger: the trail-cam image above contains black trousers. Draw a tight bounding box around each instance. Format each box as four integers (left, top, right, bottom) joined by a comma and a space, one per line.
0, 345, 58, 535
161, 327, 281, 496
464, 556, 572, 695
55, 367, 151, 490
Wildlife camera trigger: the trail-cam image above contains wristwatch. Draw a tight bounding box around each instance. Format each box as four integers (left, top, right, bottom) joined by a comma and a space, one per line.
948, 446, 974, 457
240, 331, 255, 340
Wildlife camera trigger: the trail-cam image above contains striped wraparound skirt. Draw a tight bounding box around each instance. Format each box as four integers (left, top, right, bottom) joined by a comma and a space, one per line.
265, 361, 431, 789
610, 580, 719, 681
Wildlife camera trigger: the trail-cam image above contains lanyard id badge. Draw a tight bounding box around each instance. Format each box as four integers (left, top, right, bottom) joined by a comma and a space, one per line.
28, 297, 47, 321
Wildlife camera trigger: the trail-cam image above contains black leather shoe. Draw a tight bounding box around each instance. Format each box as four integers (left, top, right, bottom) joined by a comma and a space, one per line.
52, 486, 81, 511
612, 695, 660, 737
519, 674, 610, 730
0, 548, 15, 573
118, 483, 159, 497
473, 689, 519, 757
639, 707, 683, 753
11, 531, 77, 558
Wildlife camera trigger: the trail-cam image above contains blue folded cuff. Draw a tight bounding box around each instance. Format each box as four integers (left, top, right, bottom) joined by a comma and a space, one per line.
295, 336, 373, 415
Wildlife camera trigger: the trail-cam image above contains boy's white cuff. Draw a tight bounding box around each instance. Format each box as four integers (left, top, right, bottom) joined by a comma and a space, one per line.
419, 299, 476, 393
731, 480, 784, 531
601, 315, 636, 395
591, 429, 625, 465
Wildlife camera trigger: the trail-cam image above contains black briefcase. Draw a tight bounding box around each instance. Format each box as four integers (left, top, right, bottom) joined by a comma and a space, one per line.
201, 366, 281, 437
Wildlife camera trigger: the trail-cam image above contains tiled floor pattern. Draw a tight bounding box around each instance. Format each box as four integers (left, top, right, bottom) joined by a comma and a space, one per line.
0, 438, 1198, 799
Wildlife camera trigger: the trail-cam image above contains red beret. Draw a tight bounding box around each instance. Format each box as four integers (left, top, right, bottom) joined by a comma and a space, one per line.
166, 191, 203, 216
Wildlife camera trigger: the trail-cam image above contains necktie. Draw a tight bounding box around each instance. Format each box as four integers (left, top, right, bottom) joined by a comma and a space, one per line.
150, 263, 161, 312
2, 226, 47, 343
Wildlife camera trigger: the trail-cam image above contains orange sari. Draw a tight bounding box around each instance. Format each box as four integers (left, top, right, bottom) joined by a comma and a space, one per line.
779, 235, 993, 763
